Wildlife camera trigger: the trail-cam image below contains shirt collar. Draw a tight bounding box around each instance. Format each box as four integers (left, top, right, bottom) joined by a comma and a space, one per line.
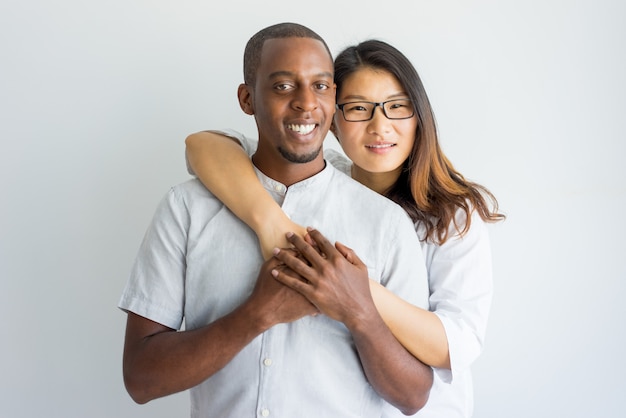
253, 160, 333, 197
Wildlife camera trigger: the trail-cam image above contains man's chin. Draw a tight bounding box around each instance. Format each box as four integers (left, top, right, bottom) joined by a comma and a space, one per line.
278, 146, 322, 164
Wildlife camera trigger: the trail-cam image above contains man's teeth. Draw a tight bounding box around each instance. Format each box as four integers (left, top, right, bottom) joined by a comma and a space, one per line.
288, 124, 315, 134
367, 143, 395, 149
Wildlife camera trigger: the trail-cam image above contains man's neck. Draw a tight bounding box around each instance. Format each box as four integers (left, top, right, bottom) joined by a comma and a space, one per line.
251, 137, 326, 186
251, 153, 326, 187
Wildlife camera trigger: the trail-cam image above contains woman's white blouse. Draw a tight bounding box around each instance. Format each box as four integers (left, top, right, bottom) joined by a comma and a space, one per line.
326, 148, 493, 418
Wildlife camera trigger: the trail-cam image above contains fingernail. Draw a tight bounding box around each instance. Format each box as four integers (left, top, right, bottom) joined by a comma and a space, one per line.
271, 269, 278, 277
273, 247, 280, 255
286, 232, 294, 238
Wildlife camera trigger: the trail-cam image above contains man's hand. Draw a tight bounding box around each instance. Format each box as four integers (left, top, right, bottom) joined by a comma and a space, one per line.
270, 228, 375, 328
246, 253, 319, 329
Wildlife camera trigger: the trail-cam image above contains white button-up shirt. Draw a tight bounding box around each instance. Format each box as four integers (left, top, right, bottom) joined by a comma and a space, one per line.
120, 138, 429, 417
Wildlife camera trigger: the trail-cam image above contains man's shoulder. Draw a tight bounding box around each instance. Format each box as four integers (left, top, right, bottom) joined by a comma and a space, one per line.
165, 177, 223, 210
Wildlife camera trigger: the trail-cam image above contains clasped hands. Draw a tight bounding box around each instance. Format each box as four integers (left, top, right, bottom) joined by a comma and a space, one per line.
255, 227, 375, 329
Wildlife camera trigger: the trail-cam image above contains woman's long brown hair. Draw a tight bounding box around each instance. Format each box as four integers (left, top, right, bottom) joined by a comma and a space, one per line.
334, 40, 505, 244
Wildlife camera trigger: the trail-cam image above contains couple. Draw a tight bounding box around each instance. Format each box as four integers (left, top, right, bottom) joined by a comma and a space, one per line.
120, 22, 503, 417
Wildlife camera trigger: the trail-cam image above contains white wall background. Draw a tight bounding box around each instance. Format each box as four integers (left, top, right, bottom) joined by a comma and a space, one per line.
1, 1, 624, 417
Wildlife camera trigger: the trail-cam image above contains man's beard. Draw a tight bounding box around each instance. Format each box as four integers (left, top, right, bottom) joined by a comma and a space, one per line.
278, 146, 322, 164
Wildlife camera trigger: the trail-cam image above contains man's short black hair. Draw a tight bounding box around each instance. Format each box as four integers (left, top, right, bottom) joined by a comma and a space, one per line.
243, 22, 332, 87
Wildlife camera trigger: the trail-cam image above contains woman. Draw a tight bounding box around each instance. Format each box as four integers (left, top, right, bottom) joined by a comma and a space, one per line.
185, 40, 504, 417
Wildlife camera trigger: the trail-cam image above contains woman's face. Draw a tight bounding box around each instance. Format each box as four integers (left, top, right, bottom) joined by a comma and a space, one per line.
333, 67, 417, 175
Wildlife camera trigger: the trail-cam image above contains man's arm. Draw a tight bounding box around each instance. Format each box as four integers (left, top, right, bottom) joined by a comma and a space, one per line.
122, 257, 317, 404
272, 230, 432, 415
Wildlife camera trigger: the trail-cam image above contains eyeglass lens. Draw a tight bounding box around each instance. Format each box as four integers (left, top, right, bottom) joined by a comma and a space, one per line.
340, 99, 414, 121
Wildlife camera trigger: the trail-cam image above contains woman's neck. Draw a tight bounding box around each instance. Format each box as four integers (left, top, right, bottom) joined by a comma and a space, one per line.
350, 164, 402, 195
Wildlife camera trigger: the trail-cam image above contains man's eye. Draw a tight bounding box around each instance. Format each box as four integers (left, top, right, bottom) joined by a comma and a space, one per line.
315, 83, 329, 90
275, 83, 292, 91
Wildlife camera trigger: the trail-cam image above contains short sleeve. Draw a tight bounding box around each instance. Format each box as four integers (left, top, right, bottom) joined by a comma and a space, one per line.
118, 186, 190, 330
426, 209, 494, 383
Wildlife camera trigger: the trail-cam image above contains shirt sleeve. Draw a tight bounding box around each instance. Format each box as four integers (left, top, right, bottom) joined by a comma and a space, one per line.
426, 209, 494, 383
118, 186, 190, 330
185, 129, 258, 175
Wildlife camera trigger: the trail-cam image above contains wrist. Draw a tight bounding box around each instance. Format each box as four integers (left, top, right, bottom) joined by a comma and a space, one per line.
252, 209, 290, 238
345, 305, 386, 336
247, 201, 282, 232
236, 297, 274, 334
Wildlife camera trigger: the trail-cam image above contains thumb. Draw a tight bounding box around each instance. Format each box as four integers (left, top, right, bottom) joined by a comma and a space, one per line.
335, 241, 363, 266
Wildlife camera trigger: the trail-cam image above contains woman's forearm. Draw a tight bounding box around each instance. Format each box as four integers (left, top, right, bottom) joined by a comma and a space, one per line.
185, 131, 306, 259
186, 131, 270, 230
369, 280, 451, 369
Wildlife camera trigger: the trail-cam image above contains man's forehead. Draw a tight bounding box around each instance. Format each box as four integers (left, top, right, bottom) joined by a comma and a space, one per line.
259, 37, 333, 69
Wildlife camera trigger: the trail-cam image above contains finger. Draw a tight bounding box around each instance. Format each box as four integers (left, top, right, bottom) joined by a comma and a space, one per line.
271, 266, 312, 296
303, 232, 317, 249
271, 264, 303, 282
273, 247, 316, 278
335, 241, 365, 267
264, 255, 286, 270
272, 247, 299, 260
304, 228, 340, 260
286, 231, 328, 266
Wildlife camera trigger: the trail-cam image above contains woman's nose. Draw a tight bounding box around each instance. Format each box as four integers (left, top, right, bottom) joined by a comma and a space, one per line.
367, 106, 392, 134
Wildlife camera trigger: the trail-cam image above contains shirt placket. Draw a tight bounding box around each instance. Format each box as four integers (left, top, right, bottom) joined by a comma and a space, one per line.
256, 325, 285, 417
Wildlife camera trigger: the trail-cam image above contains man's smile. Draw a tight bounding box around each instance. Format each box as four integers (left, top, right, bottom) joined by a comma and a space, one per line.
287, 123, 316, 135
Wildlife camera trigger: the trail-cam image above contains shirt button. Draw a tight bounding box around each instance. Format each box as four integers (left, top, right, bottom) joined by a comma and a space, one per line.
263, 358, 272, 367
274, 184, 282, 192
261, 408, 270, 417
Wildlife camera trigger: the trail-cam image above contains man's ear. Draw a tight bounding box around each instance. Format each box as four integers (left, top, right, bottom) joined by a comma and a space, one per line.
237, 84, 254, 115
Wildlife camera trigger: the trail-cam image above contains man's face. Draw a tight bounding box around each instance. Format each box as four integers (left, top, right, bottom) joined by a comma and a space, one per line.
243, 37, 336, 173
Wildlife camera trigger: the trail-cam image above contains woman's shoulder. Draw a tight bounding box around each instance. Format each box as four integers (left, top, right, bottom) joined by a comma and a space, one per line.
209, 129, 258, 155
324, 147, 351, 175
419, 204, 489, 247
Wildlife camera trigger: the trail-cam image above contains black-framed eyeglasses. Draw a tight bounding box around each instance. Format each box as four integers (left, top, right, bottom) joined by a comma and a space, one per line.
335, 99, 415, 122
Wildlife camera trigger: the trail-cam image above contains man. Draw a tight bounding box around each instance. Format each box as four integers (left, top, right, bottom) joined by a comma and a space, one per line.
119, 22, 432, 417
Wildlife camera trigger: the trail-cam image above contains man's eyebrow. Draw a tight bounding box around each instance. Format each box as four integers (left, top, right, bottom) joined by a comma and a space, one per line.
315, 71, 334, 79
268, 71, 334, 80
